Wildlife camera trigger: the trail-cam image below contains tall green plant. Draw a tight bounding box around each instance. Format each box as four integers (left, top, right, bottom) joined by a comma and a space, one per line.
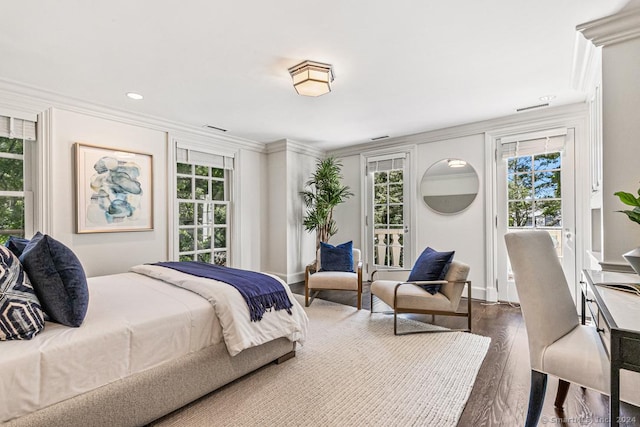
301, 157, 353, 249
614, 183, 640, 225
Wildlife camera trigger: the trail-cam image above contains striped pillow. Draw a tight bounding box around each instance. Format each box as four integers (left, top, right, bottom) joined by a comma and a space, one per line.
0, 246, 45, 340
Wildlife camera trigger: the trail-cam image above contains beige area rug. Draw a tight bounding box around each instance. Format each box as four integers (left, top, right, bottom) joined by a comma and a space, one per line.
151, 296, 491, 427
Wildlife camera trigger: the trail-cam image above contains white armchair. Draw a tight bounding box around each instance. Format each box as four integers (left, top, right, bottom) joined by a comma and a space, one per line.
370, 259, 471, 334
304, 247, 363, 310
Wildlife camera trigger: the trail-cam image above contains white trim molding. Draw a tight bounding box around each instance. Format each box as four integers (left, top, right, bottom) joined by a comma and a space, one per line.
577, 6, 640, 47
265, 138, 324, 158
0, 78, 266, 153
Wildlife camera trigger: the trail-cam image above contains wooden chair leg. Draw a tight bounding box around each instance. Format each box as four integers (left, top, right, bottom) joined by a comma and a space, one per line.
526, 370, 548, 427
554, 379, 570, 409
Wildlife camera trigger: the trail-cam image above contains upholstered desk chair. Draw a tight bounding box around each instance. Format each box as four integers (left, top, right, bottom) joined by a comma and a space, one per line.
370, 259, 471, 335
504, 230, 639, 427
304, 247, 363, 310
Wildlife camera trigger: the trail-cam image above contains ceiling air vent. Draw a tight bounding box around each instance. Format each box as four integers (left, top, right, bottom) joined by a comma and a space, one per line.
371, 135, 389, 141
516, 103, 549, 112
203, 125, 227, 132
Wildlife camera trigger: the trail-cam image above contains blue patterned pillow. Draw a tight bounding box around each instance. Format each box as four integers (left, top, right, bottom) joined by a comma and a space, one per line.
319, 241, 354, 272
5, 236, 30, 258
19, 233, 89, 327
0, 246, 45, 340
407, 247, 455, 295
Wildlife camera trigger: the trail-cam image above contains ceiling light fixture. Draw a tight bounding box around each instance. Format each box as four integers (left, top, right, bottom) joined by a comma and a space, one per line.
288, 60, 334, 97
126, 92, 144, 100
448, 159, 467, 168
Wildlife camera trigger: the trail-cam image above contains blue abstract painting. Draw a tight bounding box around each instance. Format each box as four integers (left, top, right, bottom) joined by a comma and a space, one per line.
88, 156, 143, 224
76, 144, 153, 233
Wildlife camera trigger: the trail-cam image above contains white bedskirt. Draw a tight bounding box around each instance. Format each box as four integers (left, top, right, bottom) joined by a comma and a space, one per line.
0, 272, 219, 423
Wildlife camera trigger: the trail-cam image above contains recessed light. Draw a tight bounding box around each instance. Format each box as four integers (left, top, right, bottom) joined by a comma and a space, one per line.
126, 92, 144, 100
539, 95, 556, 102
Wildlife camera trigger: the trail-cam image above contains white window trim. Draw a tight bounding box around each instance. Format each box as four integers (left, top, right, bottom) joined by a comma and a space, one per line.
169, 135, 239, 264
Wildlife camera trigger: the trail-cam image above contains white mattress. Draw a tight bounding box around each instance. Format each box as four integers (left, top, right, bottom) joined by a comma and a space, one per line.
0, 272, 220, 423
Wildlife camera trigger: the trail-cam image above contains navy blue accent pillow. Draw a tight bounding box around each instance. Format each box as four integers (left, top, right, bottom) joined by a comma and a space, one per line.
5, 236, 30, 258
407, 247, 455, 295
19, 232, 89, 327
319, 241, 354, 272
0, 246, 45, 340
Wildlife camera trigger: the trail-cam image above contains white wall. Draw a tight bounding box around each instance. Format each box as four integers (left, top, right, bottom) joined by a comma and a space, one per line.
50, 108, 168, 277
287, 149, 318, 276
266, 148, 287, 277
331, 155, 362, 249
601, 36, 640, 266
264, 140, 319, 283
415, 135, 486, 294
236, 148, 267, 271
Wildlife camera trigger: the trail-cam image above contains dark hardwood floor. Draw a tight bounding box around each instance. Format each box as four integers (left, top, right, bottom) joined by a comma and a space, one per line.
290, 282, 640, 426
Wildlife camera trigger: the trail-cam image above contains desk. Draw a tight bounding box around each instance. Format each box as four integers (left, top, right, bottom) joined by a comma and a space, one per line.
582, 270, 640, 426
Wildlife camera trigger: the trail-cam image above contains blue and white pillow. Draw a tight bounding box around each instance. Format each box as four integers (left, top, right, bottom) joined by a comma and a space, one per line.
0, 245, 45, 340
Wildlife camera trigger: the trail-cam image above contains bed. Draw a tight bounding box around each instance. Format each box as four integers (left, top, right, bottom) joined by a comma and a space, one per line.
1, 263, 308, 427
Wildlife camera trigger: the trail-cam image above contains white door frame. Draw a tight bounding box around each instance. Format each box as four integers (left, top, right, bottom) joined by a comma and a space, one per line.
360, 145, 417, 279
485, 115, 590, 305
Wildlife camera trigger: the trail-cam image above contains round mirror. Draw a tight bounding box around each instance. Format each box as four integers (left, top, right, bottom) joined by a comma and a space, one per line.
420, 159, 479, 214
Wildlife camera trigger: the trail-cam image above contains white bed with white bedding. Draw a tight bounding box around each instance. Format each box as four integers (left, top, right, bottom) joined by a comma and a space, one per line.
1, 267, 308, 426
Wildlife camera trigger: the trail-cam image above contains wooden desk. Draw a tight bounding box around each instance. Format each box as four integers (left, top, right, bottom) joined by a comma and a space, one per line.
582, 270, 640, 427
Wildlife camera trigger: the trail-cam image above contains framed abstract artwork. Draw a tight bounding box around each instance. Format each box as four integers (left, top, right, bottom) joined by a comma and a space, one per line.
75, 143, 154, 233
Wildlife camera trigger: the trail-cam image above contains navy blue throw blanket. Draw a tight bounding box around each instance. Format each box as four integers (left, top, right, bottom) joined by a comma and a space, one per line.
153, 262, 292, 322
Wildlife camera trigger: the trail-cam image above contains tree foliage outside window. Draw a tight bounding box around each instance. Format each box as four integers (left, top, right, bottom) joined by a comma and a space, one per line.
0, 136, 25, 244
507, 152, 562, 228
176, 162, 229, 265
373, 168, 404, 267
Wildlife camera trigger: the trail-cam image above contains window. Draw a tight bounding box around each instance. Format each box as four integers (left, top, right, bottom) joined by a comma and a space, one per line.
366, 153, 410, 271
507, 151, 562, 256
0, 115, 36, 244
175, 145, 233, 265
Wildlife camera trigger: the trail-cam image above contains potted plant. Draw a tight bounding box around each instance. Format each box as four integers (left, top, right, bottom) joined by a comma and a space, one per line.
301, 156, 353, 250
614, 184, 640, 274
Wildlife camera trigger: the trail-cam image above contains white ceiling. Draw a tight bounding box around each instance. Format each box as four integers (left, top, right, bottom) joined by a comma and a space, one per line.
0, 1, 629, 150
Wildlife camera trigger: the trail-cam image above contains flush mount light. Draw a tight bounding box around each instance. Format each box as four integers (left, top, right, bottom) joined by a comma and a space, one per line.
126, 92, 144, 100
448, 159, 467, 168
288, 60, 334, 97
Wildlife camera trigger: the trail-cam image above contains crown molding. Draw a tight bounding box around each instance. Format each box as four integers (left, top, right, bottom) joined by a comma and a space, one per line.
577, 7, 640, 47
329, 103, 588, 158
0, 78, 266, 153
571, 32, 602, 93
265, 138, 324, 158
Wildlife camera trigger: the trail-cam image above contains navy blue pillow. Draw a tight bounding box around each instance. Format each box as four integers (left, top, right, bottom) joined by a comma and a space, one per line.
319, 241, 354, 272
5, 236, 30, 258
407, 247, 455, 295
19, 232, 89, 327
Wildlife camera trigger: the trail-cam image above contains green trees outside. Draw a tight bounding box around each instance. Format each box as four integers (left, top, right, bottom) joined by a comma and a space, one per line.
176, 163, 228, 264
0, 136, 25, 244
507, 152, 562, 228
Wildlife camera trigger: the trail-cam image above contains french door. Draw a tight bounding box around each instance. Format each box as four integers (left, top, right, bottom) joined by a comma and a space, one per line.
496, 129, 576, 302
364, 153, 412, 278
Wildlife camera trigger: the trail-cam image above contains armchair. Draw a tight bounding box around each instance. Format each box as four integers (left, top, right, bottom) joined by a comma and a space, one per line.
304, 247, 363, 310
370, 259, 471, 334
